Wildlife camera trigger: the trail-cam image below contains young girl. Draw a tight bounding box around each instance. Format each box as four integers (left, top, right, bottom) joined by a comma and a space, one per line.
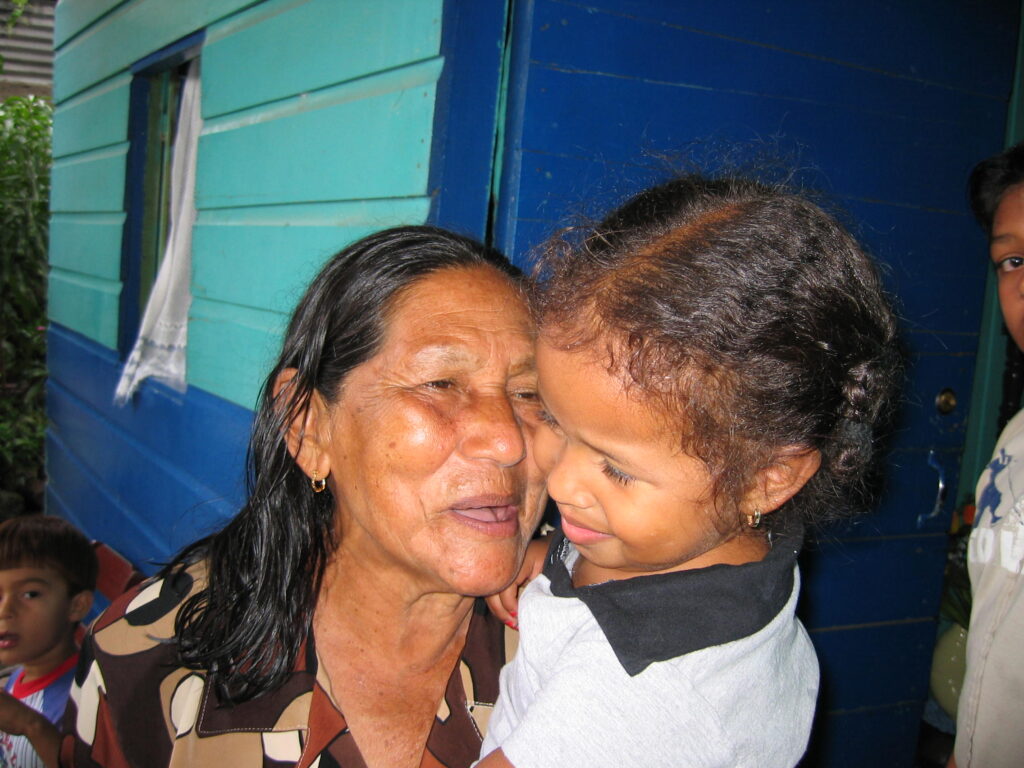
478, 175, 902, 768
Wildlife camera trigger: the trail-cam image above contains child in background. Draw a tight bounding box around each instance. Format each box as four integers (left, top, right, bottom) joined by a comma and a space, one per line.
479, 175, 902, 768
0, 516, 97, 768
951, 142, 1024, 768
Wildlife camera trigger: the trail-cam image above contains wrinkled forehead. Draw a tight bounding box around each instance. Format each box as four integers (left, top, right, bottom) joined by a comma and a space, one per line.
385, 265, 528, 322
375, 265, 535, 365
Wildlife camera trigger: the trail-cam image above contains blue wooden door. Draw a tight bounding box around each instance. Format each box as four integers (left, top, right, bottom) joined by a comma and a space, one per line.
490, 1, 1019, 765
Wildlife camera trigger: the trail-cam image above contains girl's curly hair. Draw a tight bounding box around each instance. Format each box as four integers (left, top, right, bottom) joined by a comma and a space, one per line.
534, 175, 903, 534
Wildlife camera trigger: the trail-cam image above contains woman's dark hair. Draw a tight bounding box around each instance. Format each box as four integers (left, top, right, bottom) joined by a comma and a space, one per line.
535, 175, 903, 533
169, 225, 521, 703
969, 141, 1024, 235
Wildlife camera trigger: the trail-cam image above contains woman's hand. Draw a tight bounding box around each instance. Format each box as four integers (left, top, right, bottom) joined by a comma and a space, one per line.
485, 536, 550, 628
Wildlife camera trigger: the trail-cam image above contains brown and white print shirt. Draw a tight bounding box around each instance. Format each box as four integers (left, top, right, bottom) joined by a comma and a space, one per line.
60, 563, 510, 768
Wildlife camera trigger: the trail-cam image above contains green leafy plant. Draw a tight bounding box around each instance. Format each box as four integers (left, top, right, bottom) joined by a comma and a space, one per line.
3, 0, 32, 30
0, 94, 52, 514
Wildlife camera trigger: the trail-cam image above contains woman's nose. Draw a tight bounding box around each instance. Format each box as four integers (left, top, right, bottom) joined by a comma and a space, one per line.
459, 392, 527, 467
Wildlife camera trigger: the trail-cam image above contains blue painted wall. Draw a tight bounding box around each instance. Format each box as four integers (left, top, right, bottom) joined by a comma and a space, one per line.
489, 1, 1018, 765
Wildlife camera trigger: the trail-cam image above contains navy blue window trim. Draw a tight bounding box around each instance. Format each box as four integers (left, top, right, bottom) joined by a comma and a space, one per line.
132, 30, 205, 76
427, 0, 508, 243
489, 0, 533, 262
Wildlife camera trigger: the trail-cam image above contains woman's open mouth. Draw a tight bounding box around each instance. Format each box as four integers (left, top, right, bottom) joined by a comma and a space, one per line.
448, 495, 519, 537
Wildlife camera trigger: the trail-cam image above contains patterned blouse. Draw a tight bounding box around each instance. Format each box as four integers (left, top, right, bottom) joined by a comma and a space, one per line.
60, 563, 512, 767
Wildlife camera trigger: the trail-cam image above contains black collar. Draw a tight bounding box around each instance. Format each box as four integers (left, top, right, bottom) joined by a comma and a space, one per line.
542, 524, 803, 676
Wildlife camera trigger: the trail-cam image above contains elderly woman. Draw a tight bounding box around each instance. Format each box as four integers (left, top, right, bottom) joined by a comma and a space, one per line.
61, 227, 548, 768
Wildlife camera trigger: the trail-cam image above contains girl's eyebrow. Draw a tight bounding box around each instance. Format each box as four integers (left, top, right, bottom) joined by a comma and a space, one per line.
584, 439, 634, 469
569, 429, 635, 470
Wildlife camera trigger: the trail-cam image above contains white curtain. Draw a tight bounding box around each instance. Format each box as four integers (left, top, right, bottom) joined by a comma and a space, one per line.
115, 59, 202, 405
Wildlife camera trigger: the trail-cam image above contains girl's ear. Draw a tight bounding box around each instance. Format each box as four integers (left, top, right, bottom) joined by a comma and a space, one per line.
274, 368, 332, 483
748, 448, 822, 517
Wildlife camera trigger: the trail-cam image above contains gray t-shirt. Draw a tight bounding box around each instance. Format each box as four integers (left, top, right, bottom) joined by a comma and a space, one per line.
955, 408, 1024, 768
480, 535, 818, 768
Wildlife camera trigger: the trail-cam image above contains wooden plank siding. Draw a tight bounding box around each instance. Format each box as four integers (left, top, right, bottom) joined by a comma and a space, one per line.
190, 0, 442, 406
51, 73, 130, 157
46, 325, 251, 572
52, 0, 261, 101
49, 0, 443, 399
47, 0, 447, 559
0, 0, 55, 98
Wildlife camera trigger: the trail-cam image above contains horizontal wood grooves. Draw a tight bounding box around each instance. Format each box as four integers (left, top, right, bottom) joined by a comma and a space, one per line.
47, 0, 444, 572
51, 0, 443, 405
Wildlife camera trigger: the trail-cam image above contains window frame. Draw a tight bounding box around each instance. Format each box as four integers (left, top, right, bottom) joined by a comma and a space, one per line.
118, 30, 204, 358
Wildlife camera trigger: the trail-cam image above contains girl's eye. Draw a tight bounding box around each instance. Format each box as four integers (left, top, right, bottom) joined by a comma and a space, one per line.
995, 255, 1024, 273
601, 460, 634, 486
21, 590, 41, 600
538, 409, 562, 432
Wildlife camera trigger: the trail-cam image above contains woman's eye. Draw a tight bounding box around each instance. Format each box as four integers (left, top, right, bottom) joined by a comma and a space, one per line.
601, 460, 634, 486
423, 379, 455, 390
995, 255, 1024, 273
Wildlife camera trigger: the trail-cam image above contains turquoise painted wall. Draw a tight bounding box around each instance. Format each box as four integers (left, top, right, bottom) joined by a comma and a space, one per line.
50, 0, 442, 408
46, 0, 451, 567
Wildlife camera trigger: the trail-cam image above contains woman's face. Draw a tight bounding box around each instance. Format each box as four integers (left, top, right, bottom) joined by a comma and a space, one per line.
317, 266, 546, 597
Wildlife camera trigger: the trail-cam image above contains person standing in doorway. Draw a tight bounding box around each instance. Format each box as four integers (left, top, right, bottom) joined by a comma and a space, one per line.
953, 141, 1024, 768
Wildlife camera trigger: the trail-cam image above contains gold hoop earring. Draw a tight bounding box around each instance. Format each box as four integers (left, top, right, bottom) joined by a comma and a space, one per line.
746, 509, 762, 529
311, 470, 327, 493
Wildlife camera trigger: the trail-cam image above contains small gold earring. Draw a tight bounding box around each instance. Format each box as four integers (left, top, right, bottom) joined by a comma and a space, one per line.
311, 470, 327, 493
746, 509, 762, 528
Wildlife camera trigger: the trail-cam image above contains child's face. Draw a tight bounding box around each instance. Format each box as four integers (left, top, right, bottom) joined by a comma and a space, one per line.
992, 183, 1024, 352
0, 565, 89, 676
535, 338, 768, 585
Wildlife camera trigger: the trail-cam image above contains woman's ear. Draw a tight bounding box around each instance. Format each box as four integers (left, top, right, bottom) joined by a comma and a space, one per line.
274, 369, 331, 482
748, 448, 822, 517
